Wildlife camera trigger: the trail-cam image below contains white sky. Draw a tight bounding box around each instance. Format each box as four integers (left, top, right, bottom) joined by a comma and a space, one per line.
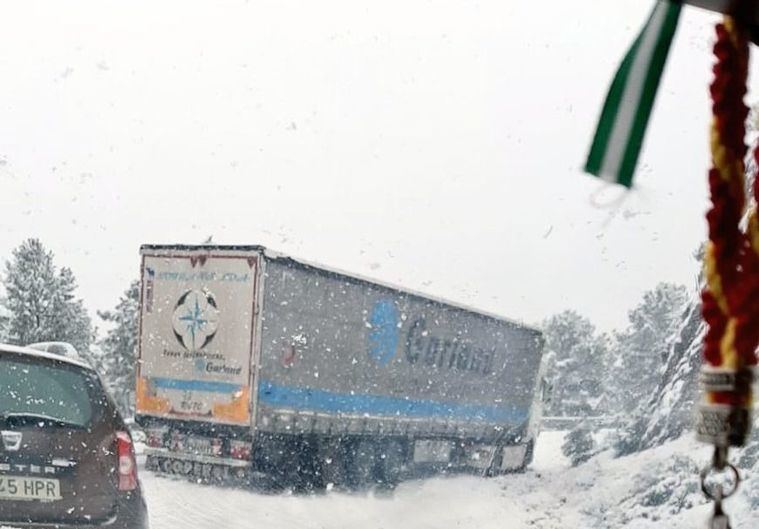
0, 1, 750, 333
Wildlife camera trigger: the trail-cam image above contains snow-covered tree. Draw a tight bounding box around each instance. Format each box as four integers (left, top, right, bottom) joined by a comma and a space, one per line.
53, 266, 96, 354
609, 283, 689, 416
562, 420, 596, 466
1, 238, 93, 353
614, 295, 702, 455
542, 310, 609, 417
97, 280, 140, 414
0, 304, 9, 342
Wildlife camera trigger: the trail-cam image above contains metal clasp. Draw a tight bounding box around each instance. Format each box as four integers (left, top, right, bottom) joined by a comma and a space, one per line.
701, 447, 741, 529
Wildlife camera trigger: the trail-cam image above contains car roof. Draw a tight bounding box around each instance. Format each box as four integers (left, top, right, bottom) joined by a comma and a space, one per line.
26, 341, 73, 347
0, 342, 93, 371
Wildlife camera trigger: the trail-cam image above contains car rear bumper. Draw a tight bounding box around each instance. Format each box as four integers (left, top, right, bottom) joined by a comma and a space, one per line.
0, 492, 148, 529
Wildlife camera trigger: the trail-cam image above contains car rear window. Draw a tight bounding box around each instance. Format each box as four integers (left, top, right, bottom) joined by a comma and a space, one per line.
0, 356, 99, 427
46, 344, 68, 355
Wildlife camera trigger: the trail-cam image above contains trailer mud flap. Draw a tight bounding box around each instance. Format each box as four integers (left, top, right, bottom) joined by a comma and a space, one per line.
413, 440, 453, 464
499, 444, 528, 471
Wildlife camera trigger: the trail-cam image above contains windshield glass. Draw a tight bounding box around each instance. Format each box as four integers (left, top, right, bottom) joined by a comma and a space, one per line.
0, 1, 758, 529
0, 357, 95, 427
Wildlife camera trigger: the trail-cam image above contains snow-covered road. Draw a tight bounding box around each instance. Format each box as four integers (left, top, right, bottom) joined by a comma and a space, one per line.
139, 432, 753, 529
139, 431, 568, 529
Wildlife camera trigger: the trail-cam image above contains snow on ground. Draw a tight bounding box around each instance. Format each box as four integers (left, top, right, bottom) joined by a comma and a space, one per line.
140, 431, 755, 529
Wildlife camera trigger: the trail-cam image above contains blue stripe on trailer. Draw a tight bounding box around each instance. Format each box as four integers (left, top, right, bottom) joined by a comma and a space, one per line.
151, 377, 241, 394
257, 380, 527, 424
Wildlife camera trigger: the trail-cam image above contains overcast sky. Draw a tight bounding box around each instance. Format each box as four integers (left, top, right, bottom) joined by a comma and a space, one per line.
0, 1, 752, 333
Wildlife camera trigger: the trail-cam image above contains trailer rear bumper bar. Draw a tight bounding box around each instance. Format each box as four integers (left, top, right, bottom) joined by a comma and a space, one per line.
143, 447, 249, 468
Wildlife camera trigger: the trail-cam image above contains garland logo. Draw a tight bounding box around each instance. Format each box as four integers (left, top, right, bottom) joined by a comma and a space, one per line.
171, 289, 220, 351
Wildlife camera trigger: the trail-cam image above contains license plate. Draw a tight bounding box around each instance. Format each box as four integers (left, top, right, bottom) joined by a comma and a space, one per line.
152, 456, 233, 481
0, 476, 61, 501
170, 434, 220, 456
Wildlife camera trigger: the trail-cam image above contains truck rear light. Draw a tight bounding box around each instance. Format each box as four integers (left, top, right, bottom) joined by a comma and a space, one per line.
116, 431, 139, 491
145, 426, 168, 448
229, 440, 252, 460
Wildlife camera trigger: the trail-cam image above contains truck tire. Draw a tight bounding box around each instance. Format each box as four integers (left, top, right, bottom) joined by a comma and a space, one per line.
347, 438, 379, 489
145, 454, 159, 472
318, 438, 349, 490
292, 435, 323, 493
251, 434, 297, 492
377, 438, 407, 489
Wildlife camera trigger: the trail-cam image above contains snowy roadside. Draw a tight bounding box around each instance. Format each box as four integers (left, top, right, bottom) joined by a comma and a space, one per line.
139, 430, 755, 529
0, 431, 748, 529
137, 430, 569, 529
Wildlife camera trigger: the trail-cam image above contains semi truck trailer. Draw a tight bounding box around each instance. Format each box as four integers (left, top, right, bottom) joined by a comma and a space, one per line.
135, 244, 545, 488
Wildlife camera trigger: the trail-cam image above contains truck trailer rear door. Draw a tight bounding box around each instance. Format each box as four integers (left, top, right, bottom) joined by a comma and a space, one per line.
136, 246, 260, 427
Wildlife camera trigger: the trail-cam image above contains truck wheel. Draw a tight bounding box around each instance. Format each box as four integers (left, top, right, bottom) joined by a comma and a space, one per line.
293, 435, 323, 493
145, 454, 159, 472
318, 438, 349, 490
254, 435, 297, 492
348, 438, 378, 489
377, 439, 407, 489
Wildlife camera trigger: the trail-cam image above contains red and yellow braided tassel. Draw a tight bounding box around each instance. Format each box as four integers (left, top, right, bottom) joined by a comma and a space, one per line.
699, 18, 759, 445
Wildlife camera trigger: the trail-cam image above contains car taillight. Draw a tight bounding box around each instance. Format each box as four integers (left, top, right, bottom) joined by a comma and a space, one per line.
116, 431, 138, 491
229, 439, 252, 460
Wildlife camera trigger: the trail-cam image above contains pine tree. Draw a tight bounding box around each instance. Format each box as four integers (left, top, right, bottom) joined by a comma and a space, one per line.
610, 282, 688, 415
97, 280, 140, 415
52, 267, 95, 354
1, 239, 93, 352
562, 420, 596, 466
637, 297, 703, 449
0, 304, 9, 342
542, 310, 609, 418
607, 246, 709, 456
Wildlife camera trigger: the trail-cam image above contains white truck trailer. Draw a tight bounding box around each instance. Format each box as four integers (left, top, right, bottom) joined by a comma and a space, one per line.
135, 244, 545, 488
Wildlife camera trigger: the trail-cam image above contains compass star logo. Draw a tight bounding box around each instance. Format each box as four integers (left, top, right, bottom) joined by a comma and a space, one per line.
171, 290, 220, 351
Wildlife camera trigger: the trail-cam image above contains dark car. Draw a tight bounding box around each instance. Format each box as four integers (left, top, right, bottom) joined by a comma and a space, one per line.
0, 344, 148, 528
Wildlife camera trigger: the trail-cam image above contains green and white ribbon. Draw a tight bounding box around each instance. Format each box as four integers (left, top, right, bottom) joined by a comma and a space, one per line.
585, 1, 682, 187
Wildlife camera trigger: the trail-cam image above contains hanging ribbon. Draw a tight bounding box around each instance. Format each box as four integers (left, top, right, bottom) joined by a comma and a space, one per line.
584, 1, 682, 187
